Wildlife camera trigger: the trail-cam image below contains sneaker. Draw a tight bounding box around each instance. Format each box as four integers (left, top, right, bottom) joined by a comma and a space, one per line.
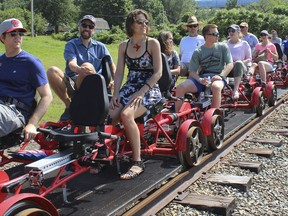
60, 108, 71, 122
233, 91, 239, 100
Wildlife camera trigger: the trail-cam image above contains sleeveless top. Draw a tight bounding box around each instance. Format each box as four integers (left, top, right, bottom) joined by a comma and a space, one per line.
119, 38, 161, 108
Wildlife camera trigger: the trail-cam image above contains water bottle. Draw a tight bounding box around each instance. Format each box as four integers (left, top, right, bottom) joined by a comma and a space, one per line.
199, 91, 205, 101
205, 76, 211, 97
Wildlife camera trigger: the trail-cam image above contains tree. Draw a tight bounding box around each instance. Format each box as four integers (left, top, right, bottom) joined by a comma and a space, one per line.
162, 0, 197, 24
78, 0, 133, 28
33, 0, 79, 33
226, 0, 238, 10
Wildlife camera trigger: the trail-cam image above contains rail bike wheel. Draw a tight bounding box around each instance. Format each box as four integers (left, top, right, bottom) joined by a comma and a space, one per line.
178, 126, 205, 168
267, 85, 277, 107
3, 200, 51, 216
253, 91, 265, 116
207, 114, 224, 150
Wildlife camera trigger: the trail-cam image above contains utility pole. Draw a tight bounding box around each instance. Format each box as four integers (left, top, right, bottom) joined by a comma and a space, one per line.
31, 0, 34, 37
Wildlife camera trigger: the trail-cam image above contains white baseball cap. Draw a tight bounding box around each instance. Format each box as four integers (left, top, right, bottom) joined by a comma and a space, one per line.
0, 18, 27, 35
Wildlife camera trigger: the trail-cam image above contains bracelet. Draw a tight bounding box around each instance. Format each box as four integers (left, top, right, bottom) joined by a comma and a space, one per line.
219, 75, 225, 80
145, 83, 152, 90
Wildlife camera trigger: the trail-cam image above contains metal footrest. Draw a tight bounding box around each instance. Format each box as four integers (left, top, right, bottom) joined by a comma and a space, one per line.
25, 149, 75, 175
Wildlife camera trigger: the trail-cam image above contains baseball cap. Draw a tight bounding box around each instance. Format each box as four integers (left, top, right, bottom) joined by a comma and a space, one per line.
227, 24, 240, 31
239, 22, 248, 27
78, 15, 97, 26
0, 18, 27, 35
260, 30, 269, 35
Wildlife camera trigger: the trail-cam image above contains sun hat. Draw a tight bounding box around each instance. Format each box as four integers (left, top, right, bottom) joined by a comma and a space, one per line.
0, 18, 27, 35
181, 16, 200, 29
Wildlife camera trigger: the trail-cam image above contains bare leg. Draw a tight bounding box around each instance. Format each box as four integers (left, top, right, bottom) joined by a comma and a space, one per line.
211, 80, 224, 108
175, 79, 198, 112
47, 66, 70, 108
120, 105, 146, 161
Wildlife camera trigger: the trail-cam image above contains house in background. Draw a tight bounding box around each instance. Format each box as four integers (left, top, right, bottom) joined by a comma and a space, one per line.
94, 18, 110, 33
195, 0, 260, 8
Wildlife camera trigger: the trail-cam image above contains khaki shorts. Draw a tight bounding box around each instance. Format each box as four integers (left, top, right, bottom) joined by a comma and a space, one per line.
0, 102, 25, 137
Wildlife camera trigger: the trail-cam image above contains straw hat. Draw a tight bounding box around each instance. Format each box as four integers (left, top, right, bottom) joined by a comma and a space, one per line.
181, 16, 200, 29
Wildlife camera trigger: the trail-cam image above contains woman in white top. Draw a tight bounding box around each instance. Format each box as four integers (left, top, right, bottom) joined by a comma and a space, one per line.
227, 24, 252, 99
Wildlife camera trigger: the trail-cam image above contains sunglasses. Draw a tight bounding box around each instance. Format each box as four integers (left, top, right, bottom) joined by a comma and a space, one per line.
260, 33, 268, 36
228, 29, 236, 33
81, 23, 95, 29
206, 32, 220, 37
9, 31, 25, 37
136, 19, 149, 25
187, 24, 198, 28
240, 26, 245, 28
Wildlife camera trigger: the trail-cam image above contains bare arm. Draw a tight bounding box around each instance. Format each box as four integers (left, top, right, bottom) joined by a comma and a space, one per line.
23, 83, 53, 140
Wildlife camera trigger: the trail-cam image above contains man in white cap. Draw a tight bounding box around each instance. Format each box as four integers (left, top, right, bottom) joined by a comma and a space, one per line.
179, 16, 205, 76
47, 15, 116, 121
239, 22, 259, 53
0, 18, 52, 142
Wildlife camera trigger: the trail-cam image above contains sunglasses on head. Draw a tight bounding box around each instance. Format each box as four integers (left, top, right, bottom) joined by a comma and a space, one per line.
135, 19, 149, 25
9, 31, 25, 37
260, 33, 268, 36
206, 32, 220, 37
228, 29, 236, 33
187, 24, 198, 28
81, 23, 95, 29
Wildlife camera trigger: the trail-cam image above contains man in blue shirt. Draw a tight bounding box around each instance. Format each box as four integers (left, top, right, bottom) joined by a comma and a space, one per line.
0, 18, 52, 141
240, 22, 259, 53
47, 15, 115, 121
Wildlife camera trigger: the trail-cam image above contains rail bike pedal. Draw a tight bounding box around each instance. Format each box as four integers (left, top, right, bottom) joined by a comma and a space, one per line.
193, 98, 212, 110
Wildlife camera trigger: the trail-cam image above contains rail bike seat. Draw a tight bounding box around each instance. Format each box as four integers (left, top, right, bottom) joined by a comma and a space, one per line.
39, 73, 109, 144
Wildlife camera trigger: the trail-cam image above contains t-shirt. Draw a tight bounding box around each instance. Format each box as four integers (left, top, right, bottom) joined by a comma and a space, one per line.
0, 50, 48, 119
64, 37, 113, 77
189, 42, 233, 74
242, 33, 259, 52
227, 40, 251, 62
254, 43, 277, 63
179, 35, 205, 64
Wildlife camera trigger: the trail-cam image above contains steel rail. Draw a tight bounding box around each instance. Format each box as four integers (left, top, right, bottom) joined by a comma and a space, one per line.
123, 93, 288, 216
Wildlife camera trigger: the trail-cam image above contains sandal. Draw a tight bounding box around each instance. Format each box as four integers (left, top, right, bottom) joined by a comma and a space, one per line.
120, 161, 145, 180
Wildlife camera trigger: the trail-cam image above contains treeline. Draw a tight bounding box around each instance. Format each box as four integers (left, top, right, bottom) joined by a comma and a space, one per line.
0, 0, 288, 45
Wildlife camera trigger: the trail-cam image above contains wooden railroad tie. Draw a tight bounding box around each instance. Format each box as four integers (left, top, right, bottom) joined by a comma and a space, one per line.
245, 138, 283, 147
174, 192, 236, 216
245, 148, 274, 158
230, 161, 262, 173
266, 128, 288, 136
203, 174, 252, 192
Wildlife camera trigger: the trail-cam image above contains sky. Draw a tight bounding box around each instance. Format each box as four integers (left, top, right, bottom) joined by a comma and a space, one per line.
195, 0, 260, 8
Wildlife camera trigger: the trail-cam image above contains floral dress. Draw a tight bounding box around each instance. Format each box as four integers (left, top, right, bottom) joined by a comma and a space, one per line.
119, 39, 161, 109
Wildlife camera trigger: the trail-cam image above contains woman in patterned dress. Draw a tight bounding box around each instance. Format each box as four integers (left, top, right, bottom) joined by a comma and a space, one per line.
109, 9, 162, 180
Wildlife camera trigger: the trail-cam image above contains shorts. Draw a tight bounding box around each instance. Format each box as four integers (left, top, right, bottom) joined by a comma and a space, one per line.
0, 102, 25, 137
187, 73, 227, 94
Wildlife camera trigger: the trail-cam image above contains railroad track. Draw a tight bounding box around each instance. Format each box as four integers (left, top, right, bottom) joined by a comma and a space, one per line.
122, 92, 288, 216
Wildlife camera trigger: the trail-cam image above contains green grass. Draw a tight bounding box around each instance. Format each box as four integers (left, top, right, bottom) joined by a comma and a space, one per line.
0, 36, 119, 123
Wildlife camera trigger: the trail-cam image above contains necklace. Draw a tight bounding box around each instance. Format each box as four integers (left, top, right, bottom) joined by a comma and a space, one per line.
133, 43, 141, 52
